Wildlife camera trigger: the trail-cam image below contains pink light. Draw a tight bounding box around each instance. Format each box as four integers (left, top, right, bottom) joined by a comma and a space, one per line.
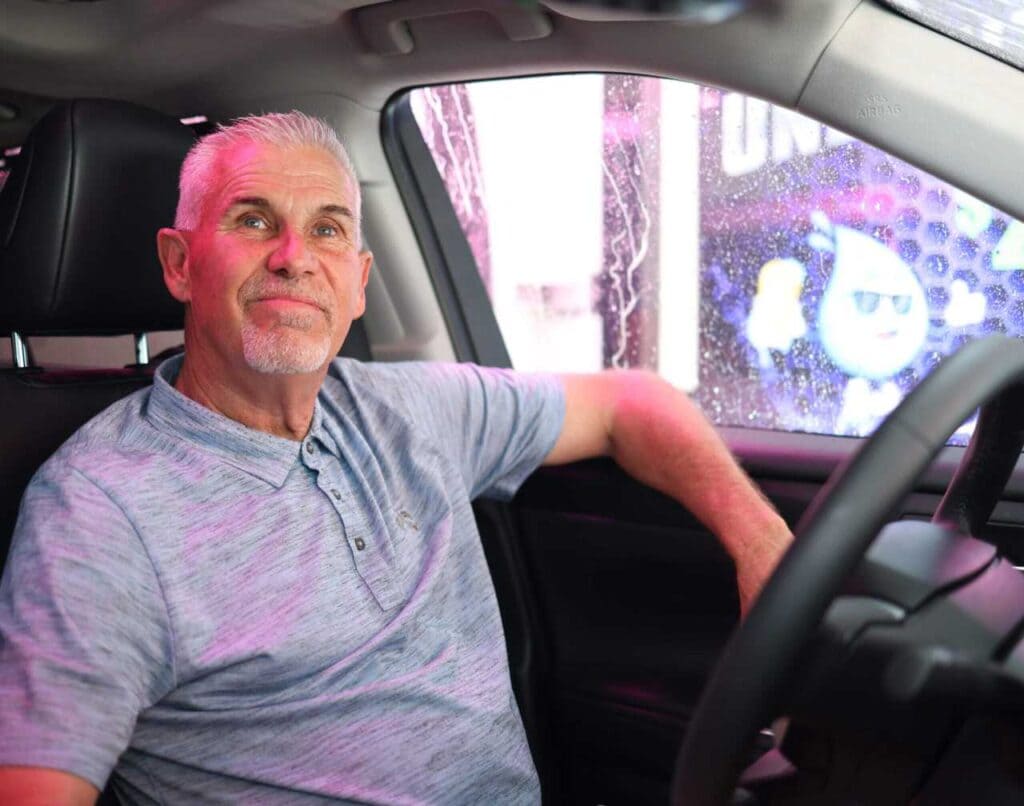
700, 87, 722, 111
700, 183, 908, 236
863, 190, 895, 219
604, 112, 644, 140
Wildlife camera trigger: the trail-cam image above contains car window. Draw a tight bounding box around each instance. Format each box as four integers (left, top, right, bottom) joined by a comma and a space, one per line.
408, 74, 1024, 443
883, 0, 1024, 70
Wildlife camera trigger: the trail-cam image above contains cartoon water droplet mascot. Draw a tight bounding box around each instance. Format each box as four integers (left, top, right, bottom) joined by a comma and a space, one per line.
745, 258, 807, 368
810, 211, 929, 435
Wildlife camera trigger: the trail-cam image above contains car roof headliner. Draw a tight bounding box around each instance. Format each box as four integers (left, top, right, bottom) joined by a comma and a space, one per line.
1, 0, 1023, 222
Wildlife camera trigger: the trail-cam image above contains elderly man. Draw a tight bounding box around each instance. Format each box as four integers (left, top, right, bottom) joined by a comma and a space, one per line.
0, 112, 791, 805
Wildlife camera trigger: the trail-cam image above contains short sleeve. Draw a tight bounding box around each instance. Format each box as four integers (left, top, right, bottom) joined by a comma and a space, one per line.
356, 362, 565, 501
0, 461, 175, 790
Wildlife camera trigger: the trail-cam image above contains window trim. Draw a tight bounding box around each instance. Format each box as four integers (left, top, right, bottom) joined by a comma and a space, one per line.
381, 92, 512, 368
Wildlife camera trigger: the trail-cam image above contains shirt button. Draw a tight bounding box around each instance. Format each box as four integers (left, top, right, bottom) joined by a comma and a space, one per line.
331, 489, 341, 500
305, 442, 314, 454
354, 537, 366, 551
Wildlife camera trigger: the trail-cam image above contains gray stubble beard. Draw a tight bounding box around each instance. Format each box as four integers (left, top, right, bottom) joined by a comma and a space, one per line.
240, 311, 333, 374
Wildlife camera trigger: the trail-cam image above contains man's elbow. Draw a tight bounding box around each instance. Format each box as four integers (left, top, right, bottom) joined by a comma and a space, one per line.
0, 766, 99, 806
607, 368, 683, 431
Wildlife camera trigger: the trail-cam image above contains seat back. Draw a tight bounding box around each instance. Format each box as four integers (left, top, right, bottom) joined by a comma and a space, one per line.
0, 99, 195, 571
0, 103, 375, 806
0, 371, 156, 571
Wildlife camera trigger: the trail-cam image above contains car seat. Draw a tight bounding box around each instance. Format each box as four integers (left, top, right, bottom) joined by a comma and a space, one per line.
0, 97, 374, 805
0, 99, 193, 580
0, 97, 372, 577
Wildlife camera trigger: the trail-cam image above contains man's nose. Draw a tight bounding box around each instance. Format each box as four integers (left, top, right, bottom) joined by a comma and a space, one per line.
267, 225, 315, 276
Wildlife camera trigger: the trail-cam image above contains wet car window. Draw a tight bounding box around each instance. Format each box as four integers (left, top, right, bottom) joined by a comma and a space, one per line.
410, 74, 1024, 443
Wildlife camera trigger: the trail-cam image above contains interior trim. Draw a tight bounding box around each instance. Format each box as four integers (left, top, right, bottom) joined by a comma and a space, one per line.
381, 92, 512, 367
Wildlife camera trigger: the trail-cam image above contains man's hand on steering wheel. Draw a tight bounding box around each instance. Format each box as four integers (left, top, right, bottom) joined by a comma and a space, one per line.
672, 335, 1024, 805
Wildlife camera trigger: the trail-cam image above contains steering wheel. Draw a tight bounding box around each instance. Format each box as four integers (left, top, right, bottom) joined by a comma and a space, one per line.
671, 335, 1024, 805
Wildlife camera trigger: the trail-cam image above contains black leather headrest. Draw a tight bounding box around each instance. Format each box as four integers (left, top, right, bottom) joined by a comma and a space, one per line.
0, 99, 193, 336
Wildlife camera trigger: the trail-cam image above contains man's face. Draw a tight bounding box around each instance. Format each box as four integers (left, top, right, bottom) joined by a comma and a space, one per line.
165, 140, 371, 377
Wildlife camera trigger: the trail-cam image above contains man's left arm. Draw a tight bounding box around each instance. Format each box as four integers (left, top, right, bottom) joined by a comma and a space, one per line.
545, 370, 793, 615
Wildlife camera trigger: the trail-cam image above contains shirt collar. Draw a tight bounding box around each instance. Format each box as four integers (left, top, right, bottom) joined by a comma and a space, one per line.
146, 354, 331, 488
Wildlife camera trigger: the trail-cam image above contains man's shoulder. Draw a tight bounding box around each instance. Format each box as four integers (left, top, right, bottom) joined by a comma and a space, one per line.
322, 357, 414, 419
33, 384, 163, 486
326, 356, 496, 392
322, 357, 562, 439
325, 356, 424, 400
324, 357, 558, 411
323, 357, 482, 414
326, 355, 436, 383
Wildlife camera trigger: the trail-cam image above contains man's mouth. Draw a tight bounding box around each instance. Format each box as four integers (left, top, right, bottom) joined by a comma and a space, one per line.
251, 295, 326, 314
242, 284, 334, 323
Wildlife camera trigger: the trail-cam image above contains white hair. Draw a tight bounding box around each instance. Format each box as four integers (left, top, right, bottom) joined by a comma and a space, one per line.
174, 110, 362, 246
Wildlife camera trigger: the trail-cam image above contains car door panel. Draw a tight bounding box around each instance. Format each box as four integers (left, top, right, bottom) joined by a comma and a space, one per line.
478, 451, 802, 803
480, 434, 1024, 804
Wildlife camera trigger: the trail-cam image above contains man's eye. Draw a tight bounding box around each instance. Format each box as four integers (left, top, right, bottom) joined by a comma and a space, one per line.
314, 222, 340, 237
241, 215, 268, 230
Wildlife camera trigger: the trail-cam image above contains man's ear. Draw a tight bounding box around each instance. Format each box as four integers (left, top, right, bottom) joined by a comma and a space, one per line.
353, 249, 373, 318
157, 228, 192, 303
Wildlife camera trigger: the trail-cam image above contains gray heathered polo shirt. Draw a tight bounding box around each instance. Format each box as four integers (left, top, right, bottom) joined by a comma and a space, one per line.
0, 355, 565, 805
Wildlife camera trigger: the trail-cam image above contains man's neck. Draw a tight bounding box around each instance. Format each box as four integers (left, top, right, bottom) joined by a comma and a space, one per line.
174, 352, 325, 441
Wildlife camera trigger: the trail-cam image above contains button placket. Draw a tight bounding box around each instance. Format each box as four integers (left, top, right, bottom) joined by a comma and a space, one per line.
317, 464, 364, 555
312, 429, 400, 610
301, 440, 322, 473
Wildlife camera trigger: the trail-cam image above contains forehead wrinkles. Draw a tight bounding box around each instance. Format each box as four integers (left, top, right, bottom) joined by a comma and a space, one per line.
209, 144, 354, 220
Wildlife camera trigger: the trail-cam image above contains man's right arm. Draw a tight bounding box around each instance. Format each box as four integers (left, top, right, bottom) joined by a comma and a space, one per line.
0, 462, 174, 801
0, 767, 99, 805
